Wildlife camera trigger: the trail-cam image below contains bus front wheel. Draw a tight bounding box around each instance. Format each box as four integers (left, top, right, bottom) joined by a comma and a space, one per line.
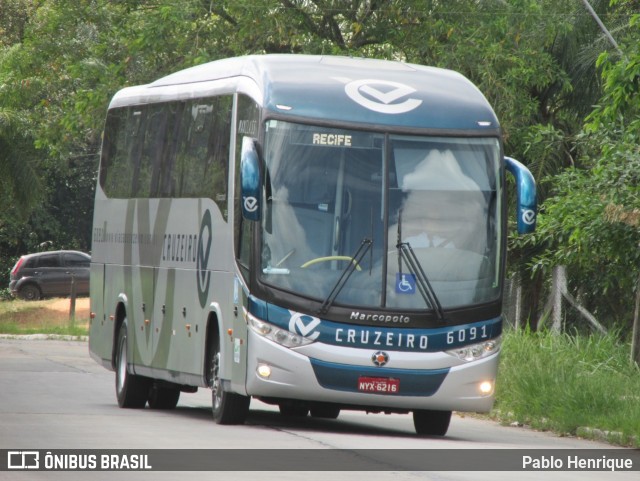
209, 335, 250, 424
413, 409, 452, 436
115, 321, 150, 408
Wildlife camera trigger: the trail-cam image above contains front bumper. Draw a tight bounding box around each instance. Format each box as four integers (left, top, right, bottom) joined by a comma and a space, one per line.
245, 329, 498, 412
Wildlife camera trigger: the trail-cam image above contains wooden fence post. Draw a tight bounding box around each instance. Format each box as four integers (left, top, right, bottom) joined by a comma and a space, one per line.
632, 274, 640, 366
69, 272, 76, 328
551, 266, 563, 333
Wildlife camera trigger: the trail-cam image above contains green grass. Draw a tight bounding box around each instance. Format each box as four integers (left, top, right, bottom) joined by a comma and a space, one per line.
0, 321, 88, 337
494, 329, 640, 447
0, 298, 89, 337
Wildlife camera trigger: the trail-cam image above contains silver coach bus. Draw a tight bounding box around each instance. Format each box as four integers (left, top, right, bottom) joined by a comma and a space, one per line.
89, 55, 536, 436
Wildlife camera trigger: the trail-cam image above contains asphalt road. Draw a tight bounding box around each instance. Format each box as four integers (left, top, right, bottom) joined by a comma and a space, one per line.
0, 338, 637, 481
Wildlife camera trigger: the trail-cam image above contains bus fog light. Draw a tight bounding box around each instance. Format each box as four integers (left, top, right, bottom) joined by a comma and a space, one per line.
257, 364, 272, 378
479, 380, 494, 395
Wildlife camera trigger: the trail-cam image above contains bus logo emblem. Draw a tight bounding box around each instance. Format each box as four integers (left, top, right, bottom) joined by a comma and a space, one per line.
342, 79, 423, 114
197, 209, 212, 308
243, 196, 258, 213
289, 312, 321, 340
522, 209, 536, 225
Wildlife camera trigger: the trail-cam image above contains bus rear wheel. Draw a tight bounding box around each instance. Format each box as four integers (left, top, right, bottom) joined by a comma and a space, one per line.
115, 322, 150, 408
209, 335, 249, 424
413, 409, 452, 436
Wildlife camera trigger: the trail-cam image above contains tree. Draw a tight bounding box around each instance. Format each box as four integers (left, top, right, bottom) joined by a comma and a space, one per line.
0, 1, 41, 215
0, 0, 37, 47
522, 7, 640, 337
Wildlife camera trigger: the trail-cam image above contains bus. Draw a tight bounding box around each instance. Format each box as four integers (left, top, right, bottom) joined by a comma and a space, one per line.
88, 54, 536, 436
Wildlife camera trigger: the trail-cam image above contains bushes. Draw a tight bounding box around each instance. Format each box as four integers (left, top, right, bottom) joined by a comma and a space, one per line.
495, 329, 640, 446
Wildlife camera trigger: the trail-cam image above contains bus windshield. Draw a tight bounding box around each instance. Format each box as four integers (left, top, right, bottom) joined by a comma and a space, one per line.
260, 120, 502, 312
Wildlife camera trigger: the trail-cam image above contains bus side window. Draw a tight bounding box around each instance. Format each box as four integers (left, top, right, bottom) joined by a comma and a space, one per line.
175, 97, 231, 218
204, 97, 231, 218
130, 110, 150, 197
101, 108, 138, 198
101, 97, 234, 205
146, 105, 174, 198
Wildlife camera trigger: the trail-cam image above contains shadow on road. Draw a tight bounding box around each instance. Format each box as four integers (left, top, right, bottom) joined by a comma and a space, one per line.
167, 403, 466, 441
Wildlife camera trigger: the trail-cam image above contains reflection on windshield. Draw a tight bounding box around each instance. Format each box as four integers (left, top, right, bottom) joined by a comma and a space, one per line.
259, 120, 501, 312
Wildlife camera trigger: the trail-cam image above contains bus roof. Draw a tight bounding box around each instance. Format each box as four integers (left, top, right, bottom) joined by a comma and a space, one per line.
115, 54, 500, 133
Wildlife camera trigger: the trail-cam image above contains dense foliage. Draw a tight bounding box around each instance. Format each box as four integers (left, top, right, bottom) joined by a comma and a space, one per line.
1, 0, 640, 334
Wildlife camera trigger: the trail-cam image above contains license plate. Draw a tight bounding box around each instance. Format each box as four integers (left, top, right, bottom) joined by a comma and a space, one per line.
357, 376, 400, 394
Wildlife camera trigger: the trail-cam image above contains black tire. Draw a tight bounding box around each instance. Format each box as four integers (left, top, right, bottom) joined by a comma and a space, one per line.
18, 284, 41, 301
115, 321, 150, 408
413, 409, 452, 436
278, 402, 309, 417
210, 334, 250, 424
148, 384, 180, 410
309, 404, 340, 419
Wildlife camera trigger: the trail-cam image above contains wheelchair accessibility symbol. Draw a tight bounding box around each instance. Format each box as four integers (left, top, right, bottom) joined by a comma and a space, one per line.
396, 273, 416, 294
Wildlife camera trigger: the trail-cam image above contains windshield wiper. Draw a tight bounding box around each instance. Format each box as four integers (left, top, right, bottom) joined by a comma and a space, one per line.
396, 241, 445, 321
318, 238, 372, 316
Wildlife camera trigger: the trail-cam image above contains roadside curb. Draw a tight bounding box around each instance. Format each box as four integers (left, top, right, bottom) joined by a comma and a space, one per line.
576, 426, 638, 447
0, 334, 88, 342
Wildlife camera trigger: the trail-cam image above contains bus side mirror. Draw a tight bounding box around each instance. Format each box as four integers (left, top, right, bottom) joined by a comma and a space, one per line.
240, 137, 261, 221
505, 156, 537, 234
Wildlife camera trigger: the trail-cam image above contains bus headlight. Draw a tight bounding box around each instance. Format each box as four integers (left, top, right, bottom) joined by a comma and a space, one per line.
247, 313, 315, 348
446, 337, 501, 362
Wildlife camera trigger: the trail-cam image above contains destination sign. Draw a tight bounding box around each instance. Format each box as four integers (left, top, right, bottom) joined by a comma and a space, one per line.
311, 133, 352, 146
286, 127, 379, 149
